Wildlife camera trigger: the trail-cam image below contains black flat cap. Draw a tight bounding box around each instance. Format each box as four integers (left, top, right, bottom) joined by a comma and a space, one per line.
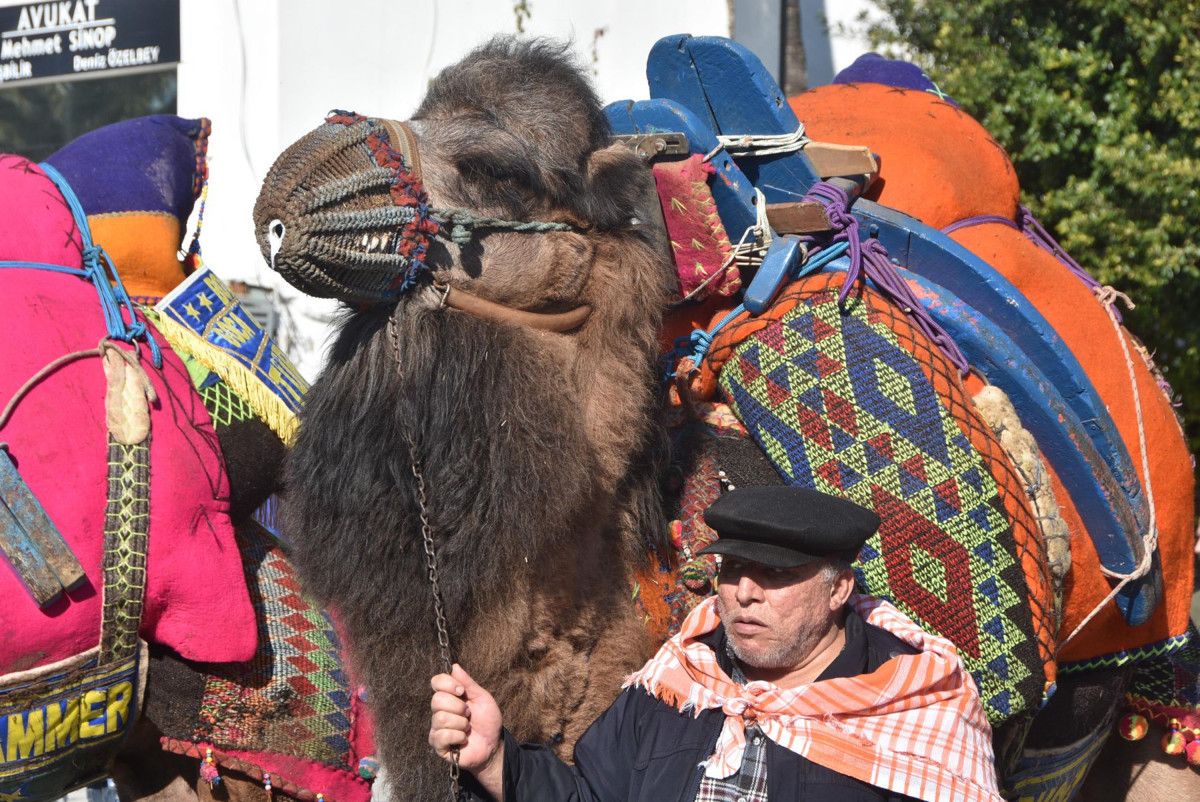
697, 486, 879, 568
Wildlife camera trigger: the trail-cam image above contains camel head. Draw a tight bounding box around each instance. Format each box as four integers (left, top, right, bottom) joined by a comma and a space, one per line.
254, 37, 669, 328
253, 37, 674, 796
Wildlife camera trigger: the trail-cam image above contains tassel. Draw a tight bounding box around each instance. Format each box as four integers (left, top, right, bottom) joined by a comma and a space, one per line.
200, 747, 221, 787
1118, 712, 1148, 741
669, 520, 683, 550
144, 308, 302, 444
263, 772, 273, 800
1161, 718, 1186, 756
1186, 738, 1200, 767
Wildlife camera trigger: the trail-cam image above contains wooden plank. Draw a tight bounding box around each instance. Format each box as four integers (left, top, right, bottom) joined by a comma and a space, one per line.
0, 449, 84, 591
803, 142, 878, 178
0, 498, 63, 607
765, 202, 829, 234
605, 97, 760, 241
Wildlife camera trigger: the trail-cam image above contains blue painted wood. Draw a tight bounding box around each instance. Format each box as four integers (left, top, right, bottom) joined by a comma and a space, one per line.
647, 34, 819, 201
856, 201, 1148, 521
643, 35, 1150, 559
744, 235, 803, 314
605, 98, 760, 241
824, 256, 1160, 625
0, 448, 84, 590
0, 463, 63, 605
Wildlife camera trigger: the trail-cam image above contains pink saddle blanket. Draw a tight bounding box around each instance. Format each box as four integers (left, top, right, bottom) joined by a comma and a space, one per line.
0, 156, 257, 672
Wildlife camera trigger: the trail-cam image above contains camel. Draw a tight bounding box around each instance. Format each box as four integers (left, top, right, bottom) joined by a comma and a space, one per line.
254, 37, 676, 799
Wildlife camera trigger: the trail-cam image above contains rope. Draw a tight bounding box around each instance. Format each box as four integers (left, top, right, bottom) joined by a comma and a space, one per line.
804, 182, 970, 375
941, 206, 1114, 321
0, 339, 156, 437
1059, 286, 1157, 648
702, 124, 810, 162
34, 161, 163, 367
941, 214, 1019, 235
665, 240, 854, 383
430, 207, 577, 247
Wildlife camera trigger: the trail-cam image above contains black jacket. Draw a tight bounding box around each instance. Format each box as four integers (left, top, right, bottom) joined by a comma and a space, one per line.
473, 609, 923, 802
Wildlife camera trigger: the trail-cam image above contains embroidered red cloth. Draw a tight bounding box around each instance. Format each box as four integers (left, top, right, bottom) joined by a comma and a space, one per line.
652, 155, 740, 301
624, 595, 1001, 802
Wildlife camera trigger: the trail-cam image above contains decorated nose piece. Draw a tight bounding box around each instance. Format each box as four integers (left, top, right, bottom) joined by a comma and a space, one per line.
255, 111, 580, 308
253, 112, 443, 305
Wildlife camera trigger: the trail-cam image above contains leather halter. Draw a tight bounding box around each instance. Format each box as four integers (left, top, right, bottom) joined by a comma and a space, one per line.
389, 120, 593, 334
437, 284, 592, 333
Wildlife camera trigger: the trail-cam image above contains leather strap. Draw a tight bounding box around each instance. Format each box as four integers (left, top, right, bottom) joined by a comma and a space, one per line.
442, 285, 591, 333
384, 120, 424, 180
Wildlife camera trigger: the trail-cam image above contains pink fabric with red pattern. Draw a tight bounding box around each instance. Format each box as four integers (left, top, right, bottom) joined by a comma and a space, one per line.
653, 154, 741, 300
0, 156, 256, 671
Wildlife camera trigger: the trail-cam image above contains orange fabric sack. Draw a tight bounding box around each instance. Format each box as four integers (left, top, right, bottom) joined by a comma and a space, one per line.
790, 83, 1019, 230
952, 225, 1193, 664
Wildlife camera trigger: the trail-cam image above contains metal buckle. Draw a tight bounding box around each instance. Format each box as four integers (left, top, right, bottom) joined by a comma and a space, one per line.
612, 132, 689, 161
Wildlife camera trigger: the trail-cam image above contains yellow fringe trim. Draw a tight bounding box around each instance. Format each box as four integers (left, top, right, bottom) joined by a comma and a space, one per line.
144, 309, 302, 445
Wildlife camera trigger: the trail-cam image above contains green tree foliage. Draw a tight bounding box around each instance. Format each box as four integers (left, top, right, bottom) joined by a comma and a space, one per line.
862, 1, 1200, 450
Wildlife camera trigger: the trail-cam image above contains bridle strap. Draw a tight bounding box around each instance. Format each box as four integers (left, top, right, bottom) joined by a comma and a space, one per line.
440, 284, 591, 333
384, 120, 423, 181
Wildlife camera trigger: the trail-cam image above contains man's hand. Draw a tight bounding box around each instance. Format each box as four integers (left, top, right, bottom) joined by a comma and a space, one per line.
429, 664, 504, 800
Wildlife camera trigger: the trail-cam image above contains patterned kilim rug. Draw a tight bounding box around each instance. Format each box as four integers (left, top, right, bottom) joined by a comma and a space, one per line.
194, 526, 351, 762
156, 521, 372, 802
715, 275, 1056, 725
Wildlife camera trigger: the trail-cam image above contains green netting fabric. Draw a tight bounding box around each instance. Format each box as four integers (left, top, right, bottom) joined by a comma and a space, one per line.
200, 379, 258, 429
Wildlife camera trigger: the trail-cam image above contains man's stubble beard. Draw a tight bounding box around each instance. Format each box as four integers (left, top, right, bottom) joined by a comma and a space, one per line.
716, 596, 827, 671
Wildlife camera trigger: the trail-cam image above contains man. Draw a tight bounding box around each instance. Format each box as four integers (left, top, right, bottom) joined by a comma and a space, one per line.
429, 486, 1001, 801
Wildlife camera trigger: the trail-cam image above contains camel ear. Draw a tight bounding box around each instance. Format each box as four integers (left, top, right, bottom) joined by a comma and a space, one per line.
584, 144, 668, 247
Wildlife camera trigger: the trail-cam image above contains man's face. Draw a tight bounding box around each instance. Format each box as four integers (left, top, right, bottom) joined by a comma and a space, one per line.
715, 558, 842, 670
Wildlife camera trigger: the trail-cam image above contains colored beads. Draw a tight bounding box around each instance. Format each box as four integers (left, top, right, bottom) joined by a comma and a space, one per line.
200, 747, 221, 787
1118, 713, 1148, 741
681, 557, 712, 594
1186, 738, 1200, 767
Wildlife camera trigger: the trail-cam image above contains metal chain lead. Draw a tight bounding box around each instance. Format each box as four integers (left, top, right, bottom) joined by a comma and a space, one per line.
410, 455, 461, 800
392, 313, 461, 801
410, 457, 455, 673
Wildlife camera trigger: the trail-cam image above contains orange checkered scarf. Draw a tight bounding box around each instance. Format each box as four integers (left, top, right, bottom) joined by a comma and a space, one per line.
624, 595, 1001, 802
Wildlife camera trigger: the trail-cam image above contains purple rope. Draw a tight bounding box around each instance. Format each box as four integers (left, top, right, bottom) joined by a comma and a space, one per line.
941, 214, 1019, 235
1017, 206, 1117, 318
942, 206, 1119, 323
804, 182, 971, 375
